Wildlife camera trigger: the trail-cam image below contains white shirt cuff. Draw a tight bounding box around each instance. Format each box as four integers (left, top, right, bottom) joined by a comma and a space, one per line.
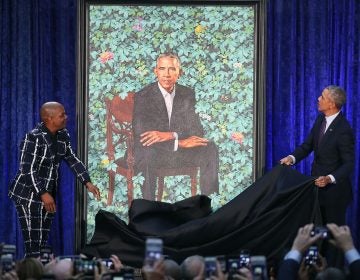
173, 132, 178, 151
289, 155, 296, 164
284, 250, 302, 263
328, 174, 336, 183
345, 248, 360, 265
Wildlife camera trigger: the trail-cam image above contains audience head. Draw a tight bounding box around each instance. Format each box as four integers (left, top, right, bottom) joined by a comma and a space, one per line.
163, 259, 181, 280
43, 259, 56, 274
315, 267, 346, 280
16, 257, 44, 280
51, 259, 73, 280
181, 255, 204, 280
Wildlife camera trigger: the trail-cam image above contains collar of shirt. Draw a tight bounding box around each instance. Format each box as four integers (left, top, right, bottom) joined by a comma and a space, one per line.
158, 82, 176, 98
324, 111, 340, 131
158, 82, 176, 123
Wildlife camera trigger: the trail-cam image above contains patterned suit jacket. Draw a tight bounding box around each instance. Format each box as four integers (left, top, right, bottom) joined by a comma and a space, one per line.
8, 122, 90, 205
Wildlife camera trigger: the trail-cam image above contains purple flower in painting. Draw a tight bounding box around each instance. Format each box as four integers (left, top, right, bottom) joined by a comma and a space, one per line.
132, 17, 143, 31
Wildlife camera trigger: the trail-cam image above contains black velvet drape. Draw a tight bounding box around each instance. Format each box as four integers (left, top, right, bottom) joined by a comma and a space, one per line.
1, 0, 359, 258
83, 165, 318, 267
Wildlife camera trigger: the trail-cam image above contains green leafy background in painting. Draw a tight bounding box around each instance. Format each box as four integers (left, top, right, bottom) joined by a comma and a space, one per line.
86, 5, 255, 241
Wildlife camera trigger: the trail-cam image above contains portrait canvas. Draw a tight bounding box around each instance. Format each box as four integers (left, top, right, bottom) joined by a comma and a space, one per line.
78, 1, 265, 242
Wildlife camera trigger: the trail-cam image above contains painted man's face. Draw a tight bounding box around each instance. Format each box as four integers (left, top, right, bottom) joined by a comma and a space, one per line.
154, 56, 181, 93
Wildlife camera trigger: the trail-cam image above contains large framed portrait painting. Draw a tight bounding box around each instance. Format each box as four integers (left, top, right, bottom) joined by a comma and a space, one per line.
76, 0, 266, 249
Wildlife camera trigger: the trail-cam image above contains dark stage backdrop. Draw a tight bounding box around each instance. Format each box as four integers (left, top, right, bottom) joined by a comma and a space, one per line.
0, 0, 78, 257
266, 0, 360, 246
1, 0, 359, 258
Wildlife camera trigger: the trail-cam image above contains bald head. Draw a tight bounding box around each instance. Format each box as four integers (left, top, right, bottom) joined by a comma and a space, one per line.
51, 259, 73, 280
40, 102, 64, 122
40, 102, 67, 133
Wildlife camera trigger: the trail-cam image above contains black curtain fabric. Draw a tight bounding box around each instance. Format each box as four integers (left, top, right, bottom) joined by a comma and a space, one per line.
1, 0, 360, 258
82, 165, 318, 267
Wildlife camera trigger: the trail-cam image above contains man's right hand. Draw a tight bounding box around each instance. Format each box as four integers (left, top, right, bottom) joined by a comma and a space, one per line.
179, 136, 209, 148
41, 192, 56, 213
280, 155, 293, 165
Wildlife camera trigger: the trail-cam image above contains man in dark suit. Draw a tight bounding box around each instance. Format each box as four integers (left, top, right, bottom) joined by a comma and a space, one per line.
280, 85, 354, 226
133, 53, 219, 200
8, 102, 100, 257
280, 85, 355, 266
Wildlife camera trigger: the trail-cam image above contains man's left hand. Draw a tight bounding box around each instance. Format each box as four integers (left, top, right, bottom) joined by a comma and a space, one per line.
140, 131, 173, 146
314, 176, 331, 188
178, 136, 209, 148
86, 182, 101, 200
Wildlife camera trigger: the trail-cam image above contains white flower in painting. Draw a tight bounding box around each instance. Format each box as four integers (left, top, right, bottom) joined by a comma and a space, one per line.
199, 113, 212, 121
233, 62, 243, 69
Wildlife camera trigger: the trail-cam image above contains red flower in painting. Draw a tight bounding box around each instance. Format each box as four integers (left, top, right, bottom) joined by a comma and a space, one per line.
99, 51, 114, 64
231, 132, 244, 144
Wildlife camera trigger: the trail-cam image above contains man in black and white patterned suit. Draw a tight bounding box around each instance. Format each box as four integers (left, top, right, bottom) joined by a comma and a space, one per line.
8, 101, 101, 257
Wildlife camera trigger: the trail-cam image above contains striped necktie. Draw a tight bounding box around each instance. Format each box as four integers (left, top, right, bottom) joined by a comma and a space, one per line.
317, 118, 327, 145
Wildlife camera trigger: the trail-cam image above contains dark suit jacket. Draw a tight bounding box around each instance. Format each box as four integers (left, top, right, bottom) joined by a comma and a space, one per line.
8, 122, 90, 205
292, 112, 355, 207
133, 82, 204, 165
277, 259, 300, 280
349, 259, 360, 279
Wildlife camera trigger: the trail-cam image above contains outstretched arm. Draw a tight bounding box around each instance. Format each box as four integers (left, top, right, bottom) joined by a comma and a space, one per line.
86, 182, 101, 200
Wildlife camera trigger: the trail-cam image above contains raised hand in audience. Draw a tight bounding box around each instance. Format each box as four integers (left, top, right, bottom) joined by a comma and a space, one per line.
229, 267, 253, 280
109, 254, 123, 272
298, 252, 327, 280
142, 258, 166, 280
290, 224, 322, 254
327, 224, 355, 252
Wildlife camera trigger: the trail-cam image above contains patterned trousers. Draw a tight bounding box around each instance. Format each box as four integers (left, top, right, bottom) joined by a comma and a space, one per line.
15, 201, 54, 257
